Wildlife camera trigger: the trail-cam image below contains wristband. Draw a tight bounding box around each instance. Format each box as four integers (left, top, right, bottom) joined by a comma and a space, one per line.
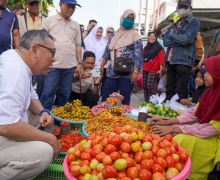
38, 109, 50, 117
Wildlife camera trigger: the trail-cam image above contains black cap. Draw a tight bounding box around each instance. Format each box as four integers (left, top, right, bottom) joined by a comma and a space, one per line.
177, 0, 191, 8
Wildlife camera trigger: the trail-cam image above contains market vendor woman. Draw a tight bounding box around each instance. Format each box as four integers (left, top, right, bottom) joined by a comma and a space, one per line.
151, 55, 220, 180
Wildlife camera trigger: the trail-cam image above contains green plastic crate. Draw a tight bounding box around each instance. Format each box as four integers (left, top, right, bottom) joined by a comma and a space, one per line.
32, 154, 65, 180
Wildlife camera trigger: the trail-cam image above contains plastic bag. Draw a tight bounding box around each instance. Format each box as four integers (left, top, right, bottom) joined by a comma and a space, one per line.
130, 106, 148, 116
149, 93, 166, 107
158, 75, 166, 93
168, 94, 192, 114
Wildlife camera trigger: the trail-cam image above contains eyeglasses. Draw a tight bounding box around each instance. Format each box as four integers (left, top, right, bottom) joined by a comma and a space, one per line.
36, 44, 56, 57
107, 31, 114, 34
28, 1, 40, 6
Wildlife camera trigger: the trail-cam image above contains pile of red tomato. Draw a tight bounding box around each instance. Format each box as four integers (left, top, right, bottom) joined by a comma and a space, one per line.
59, 132, 85, 152
66, 126, 189, 180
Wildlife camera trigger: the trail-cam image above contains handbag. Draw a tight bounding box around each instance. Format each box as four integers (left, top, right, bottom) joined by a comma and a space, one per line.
113, 47, 133, 75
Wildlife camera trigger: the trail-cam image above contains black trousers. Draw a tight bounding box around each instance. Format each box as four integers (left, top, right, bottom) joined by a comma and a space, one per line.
166, 64, 192, 100
70, 90, 99, 108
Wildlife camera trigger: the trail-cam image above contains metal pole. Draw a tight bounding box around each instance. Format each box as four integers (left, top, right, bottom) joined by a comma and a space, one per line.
144, 0, 149, 36
138, 0, 142, 33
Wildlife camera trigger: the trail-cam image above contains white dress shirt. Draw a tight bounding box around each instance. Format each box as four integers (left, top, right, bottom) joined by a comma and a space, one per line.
0, 49, 38, 125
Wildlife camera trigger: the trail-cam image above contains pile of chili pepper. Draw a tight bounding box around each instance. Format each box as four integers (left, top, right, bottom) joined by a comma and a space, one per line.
58, 132, 85, 152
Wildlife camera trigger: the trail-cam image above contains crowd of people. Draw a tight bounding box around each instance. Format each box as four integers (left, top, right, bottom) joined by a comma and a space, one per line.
0, 0, 220, 179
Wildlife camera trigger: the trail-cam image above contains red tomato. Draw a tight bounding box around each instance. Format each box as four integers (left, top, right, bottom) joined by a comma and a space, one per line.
179, 150, 189, 161
87, 134, 96, 140
156, 157, 167, 169
152, 172, 166, 180
104, 144, 116, 154
123, 134, 133, 144
134, 152, 143, 163
151, 146, 159, 155
91, 147, 102, 158
152, 164, 164, 174
74, 149, 81, 157
166, 156, 175, 167
142, 151, 153, 159
103, 155, 112, 165
175, 162, 184, 172
127, 167, 139, 178
139, 169, 152, 180
101, 137, 109, 147
164, 134, 173, 142
79, 160, 89, 166
103, 165, 117, 178
70, 165, 80, 177
163, 140, 172, 148
67, 154, 76, 164
96, 152, 106, 162
118, 171, 127, 178
91, 170, 98, 175
165, 148, 173, 156
108, 135, 123, 146
141, 159, 154, 170
120, 142, 131, 153
91, 136, 101, 146
80, 152, 91, 161
120, 177, 132, 180
121, 152, 130, 158
156, 149, 167, 158
126, 157, 136, 167
110, 151, 121, 161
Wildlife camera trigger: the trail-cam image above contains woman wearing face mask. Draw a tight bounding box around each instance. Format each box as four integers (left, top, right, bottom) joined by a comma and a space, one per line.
84, 25, 108, 69
143, 31, 165, 101
151, 56, 220, 180
100, 9, 142, 105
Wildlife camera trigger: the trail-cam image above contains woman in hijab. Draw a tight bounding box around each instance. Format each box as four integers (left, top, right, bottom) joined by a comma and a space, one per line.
100, 9, 143, 104
84, 25, 108, 69
143, 31, 164, 101
151, 55, 220, 180
105, 26, 114, 41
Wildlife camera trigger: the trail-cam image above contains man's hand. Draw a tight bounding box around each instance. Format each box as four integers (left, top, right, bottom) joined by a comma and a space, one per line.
81, 69, 92, 79
75, 64, 83, 77
94, 77, 102, 85
39, 112, 54, 128
47, 134, 60, 158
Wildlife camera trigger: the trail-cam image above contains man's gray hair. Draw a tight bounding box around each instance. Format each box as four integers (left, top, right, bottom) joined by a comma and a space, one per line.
19, 29, 54, 49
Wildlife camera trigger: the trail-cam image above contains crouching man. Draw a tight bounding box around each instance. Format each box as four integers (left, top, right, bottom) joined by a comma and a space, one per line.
0, 29, 60, 180
70, 51, 102, 107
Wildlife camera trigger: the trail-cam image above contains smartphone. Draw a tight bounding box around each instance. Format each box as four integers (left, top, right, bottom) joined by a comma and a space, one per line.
91, 68, 101, 77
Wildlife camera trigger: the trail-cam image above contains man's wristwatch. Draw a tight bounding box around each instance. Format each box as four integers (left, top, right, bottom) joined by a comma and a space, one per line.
38, 109, 50, 117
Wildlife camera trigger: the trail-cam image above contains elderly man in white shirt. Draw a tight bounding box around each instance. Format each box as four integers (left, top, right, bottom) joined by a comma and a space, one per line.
0, 29, 60, 180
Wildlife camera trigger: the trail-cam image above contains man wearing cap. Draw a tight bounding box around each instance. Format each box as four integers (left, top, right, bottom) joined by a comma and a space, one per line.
163, 0, 200, 101
40, 0, 82, 110
0, 0, 20, 55
18, 0, 46, 37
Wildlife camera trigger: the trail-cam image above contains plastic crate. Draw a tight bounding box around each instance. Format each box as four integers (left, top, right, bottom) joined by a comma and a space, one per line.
32, 154, 65, 180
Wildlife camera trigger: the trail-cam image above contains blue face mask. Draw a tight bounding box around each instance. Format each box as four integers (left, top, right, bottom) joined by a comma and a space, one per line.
122, 17, 134, 29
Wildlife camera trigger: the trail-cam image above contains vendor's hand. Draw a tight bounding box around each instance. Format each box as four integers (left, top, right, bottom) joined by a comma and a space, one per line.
150, 118, 169, 126
39, 112, 54, 128
180, 99, 191, 106
152, 125, 173, 136
131, 71, 138, 84
100, 66, 104, 77
47, 134, 60, 158
86, 23, 95, 32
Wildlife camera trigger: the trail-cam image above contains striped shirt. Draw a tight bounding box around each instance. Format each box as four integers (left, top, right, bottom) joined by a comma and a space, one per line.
0, 8, 19, 55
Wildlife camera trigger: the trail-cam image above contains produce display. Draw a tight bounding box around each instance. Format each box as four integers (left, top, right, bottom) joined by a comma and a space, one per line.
65, 126, 189, 180
85, 109, 151, 135
51, 100, 92, 122
138, 102, 179, 118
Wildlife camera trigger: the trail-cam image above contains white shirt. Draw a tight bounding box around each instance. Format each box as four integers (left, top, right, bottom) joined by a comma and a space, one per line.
0, 50, 38, 125
72, 76, 93, 93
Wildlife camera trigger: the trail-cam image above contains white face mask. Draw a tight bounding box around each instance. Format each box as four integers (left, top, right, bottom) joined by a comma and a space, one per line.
177, 8, 190, 17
